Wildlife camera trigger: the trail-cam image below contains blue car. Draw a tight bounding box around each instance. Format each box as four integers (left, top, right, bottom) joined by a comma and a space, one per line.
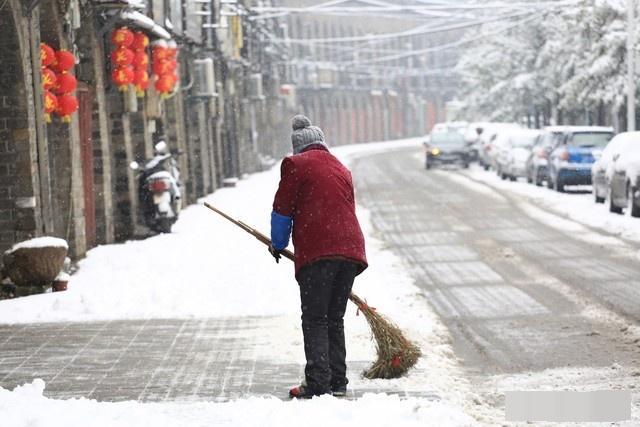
547, 126, 614, 192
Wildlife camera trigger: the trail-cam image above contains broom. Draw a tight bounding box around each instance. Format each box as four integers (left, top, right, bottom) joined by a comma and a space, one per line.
204, 202, 421, 379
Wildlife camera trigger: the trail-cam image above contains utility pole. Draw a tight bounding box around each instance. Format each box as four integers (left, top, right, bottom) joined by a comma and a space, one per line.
628, 0, 636, 131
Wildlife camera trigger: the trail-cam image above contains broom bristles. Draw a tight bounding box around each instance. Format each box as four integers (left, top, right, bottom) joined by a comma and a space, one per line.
348, 293, 421, 379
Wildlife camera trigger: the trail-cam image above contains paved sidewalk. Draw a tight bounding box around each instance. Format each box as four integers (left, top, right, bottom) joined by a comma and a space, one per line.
0, 317, 438, 402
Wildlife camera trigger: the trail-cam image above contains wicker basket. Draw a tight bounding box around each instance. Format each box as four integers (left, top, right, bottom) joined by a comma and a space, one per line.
3, 246, 67, 287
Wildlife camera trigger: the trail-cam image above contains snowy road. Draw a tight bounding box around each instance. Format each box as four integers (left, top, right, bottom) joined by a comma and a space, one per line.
352, 147, 640, 419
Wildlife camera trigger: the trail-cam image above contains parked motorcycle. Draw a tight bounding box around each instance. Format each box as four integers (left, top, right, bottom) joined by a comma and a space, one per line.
130, 141, 182, 233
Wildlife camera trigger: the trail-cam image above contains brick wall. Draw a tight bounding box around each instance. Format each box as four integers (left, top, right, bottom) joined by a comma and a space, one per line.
0, 9, 38, 256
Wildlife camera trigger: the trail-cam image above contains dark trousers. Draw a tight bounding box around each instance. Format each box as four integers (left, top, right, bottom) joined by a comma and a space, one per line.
297, 259, 358, 394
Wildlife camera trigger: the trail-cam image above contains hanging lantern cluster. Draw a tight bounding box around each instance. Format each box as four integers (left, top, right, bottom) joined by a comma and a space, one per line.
40, 43, 78, 123
151, 40, 179, 96
131, 31, 150, 97
110, 27, 135, 91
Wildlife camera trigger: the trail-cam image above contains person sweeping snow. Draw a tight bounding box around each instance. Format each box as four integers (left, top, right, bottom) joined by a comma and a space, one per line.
269, 115, 368, 399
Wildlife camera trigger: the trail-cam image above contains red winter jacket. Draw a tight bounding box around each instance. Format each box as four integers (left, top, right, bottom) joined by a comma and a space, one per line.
272, 145, 367, 277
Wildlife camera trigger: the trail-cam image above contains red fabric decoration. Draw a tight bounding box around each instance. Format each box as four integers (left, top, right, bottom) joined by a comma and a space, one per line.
111, 46, 134, 67
56, 94, 78, 123
111, 27, 134, 47
43, 90, 58, 123
40, 43, 56, 67
41, 67, 57, 90
54, 50, 75, 72
391, 356, 401, 368
132, 32, 149, 51
54, 73, 77, 94
132, 51, 149, 69
112, 66, 134, 90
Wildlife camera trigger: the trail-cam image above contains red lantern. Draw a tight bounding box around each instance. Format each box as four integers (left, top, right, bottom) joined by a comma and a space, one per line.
132, 51, 149, 69
154, 74, 174, 94
152, 46, 170, 63
111, 46, 134, 67
134, 69, 149, 97
167, 72, 178, 88
152, 59, 175, 76
112, 65, 134, 90
167, 40, 178, 58
43, 90, 58, 123
40, 43, 56, 67
54, 50, 75, 72
132, 32, 149, 51
111, 27, 134, 47
41, 67, 57, 90
56, 94, 78, 123
55, 73, 77, 94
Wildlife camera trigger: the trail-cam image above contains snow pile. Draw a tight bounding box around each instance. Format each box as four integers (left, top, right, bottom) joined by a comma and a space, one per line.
5, 236, 68, 254
0, 380, 475, 427
458, 165, 640, 244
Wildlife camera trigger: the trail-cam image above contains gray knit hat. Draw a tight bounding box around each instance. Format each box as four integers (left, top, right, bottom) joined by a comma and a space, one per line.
291, 114, 327, 154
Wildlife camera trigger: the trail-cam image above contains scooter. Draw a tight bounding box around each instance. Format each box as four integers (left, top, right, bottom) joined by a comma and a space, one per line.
130, 141, 182, 233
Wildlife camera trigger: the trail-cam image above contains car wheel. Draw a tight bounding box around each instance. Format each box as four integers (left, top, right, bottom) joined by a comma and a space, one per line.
526, 172, 533, 184
535, 171, 543, 187
608, 188, 623, 214
627, 183, 640, 217
594, 185, 605, 204
425, 160, 431, 170
509, 176, 516, 182
483, 164, 490, 171
463, 163, 469, 169
553, 176, 565, 192
547, 175, 553, 189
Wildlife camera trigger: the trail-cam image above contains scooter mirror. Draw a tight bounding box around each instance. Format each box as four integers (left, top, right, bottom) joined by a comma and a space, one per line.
129, 161, 140, 170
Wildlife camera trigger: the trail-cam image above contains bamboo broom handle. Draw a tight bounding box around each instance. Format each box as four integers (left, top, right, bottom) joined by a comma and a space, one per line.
204, 202, 362, 306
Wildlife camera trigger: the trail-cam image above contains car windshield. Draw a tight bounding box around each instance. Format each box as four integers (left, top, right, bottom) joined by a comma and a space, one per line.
430, 132, 466, 148
570, 132, 613, 148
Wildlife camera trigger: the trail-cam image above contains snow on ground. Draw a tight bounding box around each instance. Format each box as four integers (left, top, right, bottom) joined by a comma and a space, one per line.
0, 379, 473, 427
460, 165, 640, 245
0, 138, 476, 426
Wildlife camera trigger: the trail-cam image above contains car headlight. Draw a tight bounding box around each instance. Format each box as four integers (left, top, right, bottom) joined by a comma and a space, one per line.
431, 148, 440, 156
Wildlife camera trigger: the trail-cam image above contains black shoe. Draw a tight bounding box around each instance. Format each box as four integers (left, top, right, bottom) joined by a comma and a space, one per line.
331, 385, 347, 397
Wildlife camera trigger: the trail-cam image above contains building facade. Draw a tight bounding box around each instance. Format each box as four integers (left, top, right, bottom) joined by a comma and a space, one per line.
0, 0, 459, 260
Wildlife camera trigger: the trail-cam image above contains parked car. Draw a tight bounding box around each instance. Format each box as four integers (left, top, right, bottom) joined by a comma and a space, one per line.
424, 130, 470, 169
476, 123, 521, 170
592, 132, 640, 205
525, 127, 565, 186
501, 129, 541, 181
547, 126, 614, 192
606, 138, 640, 216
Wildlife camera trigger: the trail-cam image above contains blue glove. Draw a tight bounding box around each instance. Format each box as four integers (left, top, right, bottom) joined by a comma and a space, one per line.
271, 211, 292, 251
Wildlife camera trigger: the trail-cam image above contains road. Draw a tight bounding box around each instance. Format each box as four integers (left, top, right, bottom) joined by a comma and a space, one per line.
351, 147, 640, 409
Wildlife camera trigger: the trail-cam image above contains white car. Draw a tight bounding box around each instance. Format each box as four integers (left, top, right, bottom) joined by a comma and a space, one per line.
502, 129, 541, 181
476, 123, 521, 171
608, 138, 640, 216
592, 132, 639, 204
